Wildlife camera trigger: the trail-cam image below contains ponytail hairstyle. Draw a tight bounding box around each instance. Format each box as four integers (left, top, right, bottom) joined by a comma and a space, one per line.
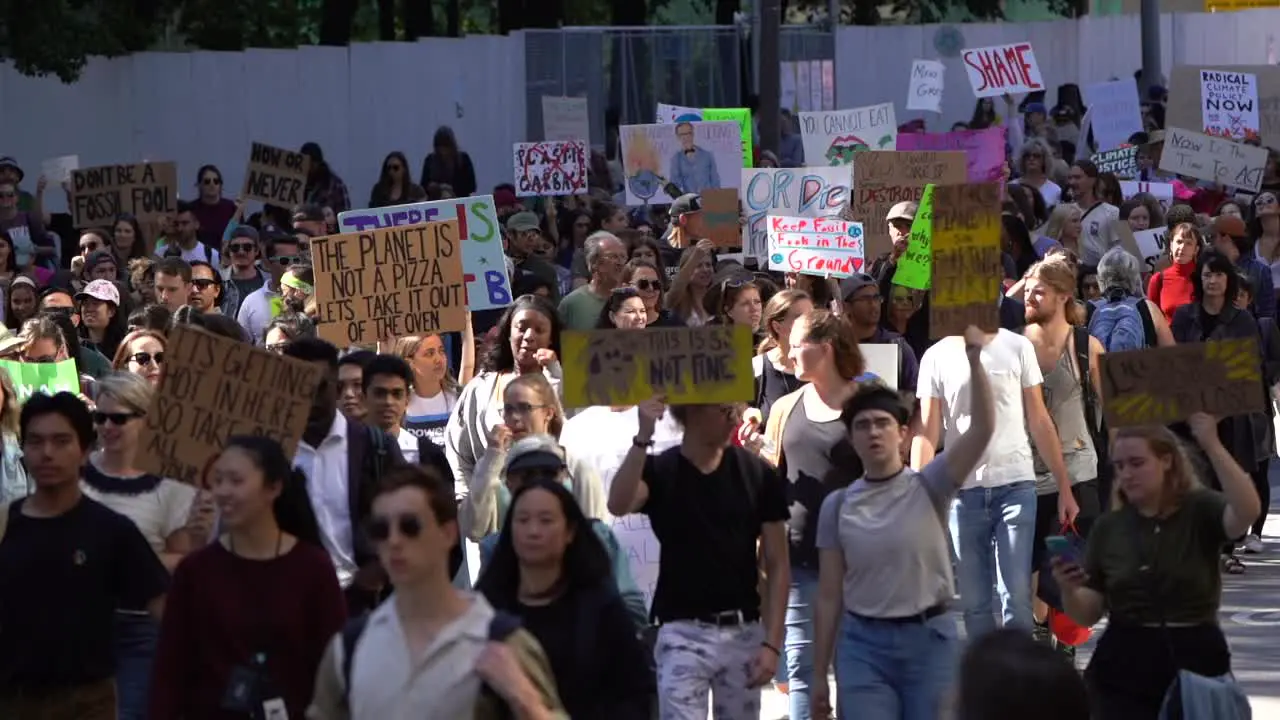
1024, 255, 1087, 326
756, 289, 812, 355
222, 435, 322, 547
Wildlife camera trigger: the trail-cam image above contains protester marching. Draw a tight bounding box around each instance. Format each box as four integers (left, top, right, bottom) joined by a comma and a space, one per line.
1, 30, 1277, 720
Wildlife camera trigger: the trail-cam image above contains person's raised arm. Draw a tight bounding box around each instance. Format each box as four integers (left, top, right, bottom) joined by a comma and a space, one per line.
606, 397, 664, 517
1189, 412, 1261, 539
939, 327, 996, 484
460, 313, 477, 385
663, 239, 713, 308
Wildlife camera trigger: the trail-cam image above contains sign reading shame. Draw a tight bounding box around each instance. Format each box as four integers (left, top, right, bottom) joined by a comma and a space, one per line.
243, 142, 310, 207
138, 325, 321, 485
69, 161, 178, 229
312, 220, 467, 346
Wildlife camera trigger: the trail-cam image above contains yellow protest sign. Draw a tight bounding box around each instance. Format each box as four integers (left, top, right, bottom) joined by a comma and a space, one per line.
1100, 338, 1264, 428
561, 325, 754, 408
928, 183, 1002, 338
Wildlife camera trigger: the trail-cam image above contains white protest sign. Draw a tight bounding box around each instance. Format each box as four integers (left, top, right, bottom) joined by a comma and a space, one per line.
766, 215, 866, 277
41, 155, 79, 184
1133, 227, 1168, 270
858, 344, 899, 390
1119, 181, 1175, 211
1083, 79, 1144, 152
907, 60, 945, 113
798, 103, 897, 166
512, 141, 588, 197
960, 42, 1044, 98
1158, 126, 1266, 193
656, 103, 702, 123
541, 96, 590, 143
1200, 70, 1260, 141
741, 167, 851, 263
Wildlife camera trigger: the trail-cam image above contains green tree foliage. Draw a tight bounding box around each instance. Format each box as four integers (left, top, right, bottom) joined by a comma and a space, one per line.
0, 0, 173, 82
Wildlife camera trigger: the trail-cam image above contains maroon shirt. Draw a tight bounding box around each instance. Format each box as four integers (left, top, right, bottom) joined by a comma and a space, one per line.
149, 540, 346, 719
189, 198, 238, 251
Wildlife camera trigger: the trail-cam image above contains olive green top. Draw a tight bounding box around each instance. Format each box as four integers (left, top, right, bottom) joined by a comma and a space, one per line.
1084, 488, 1229, 626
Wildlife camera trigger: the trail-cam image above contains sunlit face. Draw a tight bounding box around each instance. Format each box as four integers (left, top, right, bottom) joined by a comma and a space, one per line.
1219, 203, 1243, 220
410, 335, 448, 387
726, 286, 762, 328
209, 446, 280, 530
79, 232, 105, 258
593, 238, 627, 282
1127, 205, 1150, 232
787, 316, 827, 381
1063, 209, 1083, 241
770, 298, 814, 347
691, 256, 713, 288
154, 271, 191, 312
1200, 266, 1228, 299
22, 412, 88, 489
1112, 437, 1173, 508
508, 309, 553, 369
372, 486, 453, 586
1023, 276, 1067, 325
364, 373, 409, 432
501, 383, 554, 438
889, 287, 919, 320
888, 218, 912, 251
124, 336, 164, 385
22, 337, 65, 364
1170, 231, 1199, 265
80, 298, 115, 330
190, 265, 220, 312
611, 296, 648, 329
511, 487, 574, 568
629, 267, 662, 310
94, 395, 144, 453
338, 363, 365, 420
89, 260, 118, 283
113, 220, 137, 257
848, 408, 906, 467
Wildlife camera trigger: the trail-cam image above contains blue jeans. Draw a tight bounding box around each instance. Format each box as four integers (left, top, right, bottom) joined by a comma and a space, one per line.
949, 480, 1036, 638
835, 611, 958, 719
770, 567, 819, 719
114, 612, 159, 720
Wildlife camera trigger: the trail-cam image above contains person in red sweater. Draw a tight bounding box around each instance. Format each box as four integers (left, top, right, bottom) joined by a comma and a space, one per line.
150, 436, 346, 720
1147, 222, 1203, 320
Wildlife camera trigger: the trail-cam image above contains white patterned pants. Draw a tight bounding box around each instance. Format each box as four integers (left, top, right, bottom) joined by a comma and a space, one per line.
654, 620, 764, 720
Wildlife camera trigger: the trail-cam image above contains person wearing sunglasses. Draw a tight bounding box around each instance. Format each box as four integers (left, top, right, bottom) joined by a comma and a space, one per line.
187, 260, 224, 315
621, 259, 679, 327
189, 164, 238, 250
18, 314, 70, 366
237, 232, 302, 346
369, 151, 426, 208
150, 435, 346, 720
218, 225, 267, 319
111, 329, 166, 387
81, 372, 199, 720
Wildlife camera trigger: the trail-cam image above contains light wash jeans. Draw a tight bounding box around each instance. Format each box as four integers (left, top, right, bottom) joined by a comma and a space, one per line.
654, 620, 764, 720
772, 567, 819, 720
949, 480, 1037, 638
835, 611, 958, 719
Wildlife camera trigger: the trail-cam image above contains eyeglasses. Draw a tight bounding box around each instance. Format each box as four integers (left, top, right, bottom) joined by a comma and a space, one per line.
94, 411, 144, 426
191, 279, 218, 290
24, 354, 57, 364
632, 279, 661, 292
201, 177, 222, 186
80, 242, 100, 253
367, 513, 423, 542
502, 402, 546, 417
129, 351, 164, 367
270, 255, 299, 267
227, 243, 256, 254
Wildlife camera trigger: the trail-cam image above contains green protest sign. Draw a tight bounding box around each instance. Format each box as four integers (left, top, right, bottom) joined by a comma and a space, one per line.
893, 184, 934, 290
703, 108, 754, 168
0, 359, 80, 403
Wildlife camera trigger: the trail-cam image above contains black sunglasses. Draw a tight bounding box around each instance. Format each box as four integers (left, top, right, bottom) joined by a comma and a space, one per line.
24, 354, 57, 364
130, 351, 164, 367
632, 279, 661, 291
227, 243, 256, 254
191, 279, 218, 290
201, 176, 222, 185
368, 513, 423, 542
270, 255, 299, 267
94, 411, 143, 426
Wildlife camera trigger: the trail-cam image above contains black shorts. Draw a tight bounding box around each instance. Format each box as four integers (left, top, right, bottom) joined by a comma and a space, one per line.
1030, 479, 1101, 571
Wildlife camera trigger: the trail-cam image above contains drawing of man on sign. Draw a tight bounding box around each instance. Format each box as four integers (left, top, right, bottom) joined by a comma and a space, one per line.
669, 123, 721, 197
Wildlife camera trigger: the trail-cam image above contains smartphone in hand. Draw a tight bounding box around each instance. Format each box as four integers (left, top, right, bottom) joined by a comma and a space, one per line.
1044, 535, 1078, 564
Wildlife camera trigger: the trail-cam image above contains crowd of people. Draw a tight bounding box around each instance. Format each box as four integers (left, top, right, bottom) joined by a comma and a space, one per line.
0, 71, 1267, 720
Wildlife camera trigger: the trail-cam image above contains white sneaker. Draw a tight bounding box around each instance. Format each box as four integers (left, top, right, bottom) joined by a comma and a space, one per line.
1243, 534, 1265, 554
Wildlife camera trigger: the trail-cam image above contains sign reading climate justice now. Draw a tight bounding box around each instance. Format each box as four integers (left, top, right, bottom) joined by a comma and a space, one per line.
242, 142, 310, 207
312, 220, 467, 346
138, 325, 321, 485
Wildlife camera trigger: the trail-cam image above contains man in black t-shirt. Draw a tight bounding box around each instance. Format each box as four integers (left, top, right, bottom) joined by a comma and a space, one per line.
607, 398, 790, 720
0, 393, 168, 720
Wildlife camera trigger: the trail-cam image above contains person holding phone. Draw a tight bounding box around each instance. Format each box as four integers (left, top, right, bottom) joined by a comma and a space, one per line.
1052, 414, 1260, 719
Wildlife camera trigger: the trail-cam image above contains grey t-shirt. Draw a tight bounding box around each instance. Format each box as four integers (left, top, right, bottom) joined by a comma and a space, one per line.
815, 459, 956, 618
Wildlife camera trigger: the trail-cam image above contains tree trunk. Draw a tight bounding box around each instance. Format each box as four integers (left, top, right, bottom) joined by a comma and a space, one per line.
524, 0, 564, 28
318, 0, 358, 44
376, 0, 395, 39
497, 0, 521, 32
403, 0, 436, 38
445, 0, 460, 36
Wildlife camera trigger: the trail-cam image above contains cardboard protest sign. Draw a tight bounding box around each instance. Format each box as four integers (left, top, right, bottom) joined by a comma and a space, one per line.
1091, 146, 1139, 178
1200, 70, 1260, 141
542, 96, 590, 143
845, 151, 966, 261
798, 103, 898, 166
960, 43, 1044, 98
1132, 226, 1168, 273
337, 196, 512, 311
0, 359, 79, 403
929, 183, 1002, 338
1157, 126, 1266, 193
137, 325, 322, 485
312, 220, 467, 345
907, 60, 945, 113
697, 188, 741, 247
895, 127, 1005, 183
766, 216, 866, 277
1168, 66, 1280, 148
40, 155, 78, 184
1100, 338, 1263, 428
620, 121, 741, 205
703, 108, 754, 168
561, 325, 753, 407
70, 162, 178, 230
893, 184, 934, 290
1083, 79, 1144, 152
741, 167, 850, 264
512, 141, 587, 197
241, 142, 309, 208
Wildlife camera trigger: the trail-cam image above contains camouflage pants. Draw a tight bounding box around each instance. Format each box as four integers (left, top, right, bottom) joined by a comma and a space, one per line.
654, 620, 764, 720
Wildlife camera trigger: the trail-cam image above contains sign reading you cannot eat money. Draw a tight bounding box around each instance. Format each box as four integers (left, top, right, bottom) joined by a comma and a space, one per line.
312, 220, 467, 345
1100, 338, 1264, 428
138, 325, 321, 485
242, 142, 310, 207
929, 183, 1002, 338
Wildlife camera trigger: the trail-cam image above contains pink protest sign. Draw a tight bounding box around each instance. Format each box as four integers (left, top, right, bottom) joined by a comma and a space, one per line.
766, 215, 866, 278
896, 127, 1006, 183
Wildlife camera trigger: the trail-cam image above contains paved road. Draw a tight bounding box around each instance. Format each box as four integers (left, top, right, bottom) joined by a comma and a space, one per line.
761, 474, 1280, 719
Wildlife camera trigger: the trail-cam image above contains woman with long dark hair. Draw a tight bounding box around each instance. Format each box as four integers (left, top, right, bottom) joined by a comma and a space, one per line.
113, 214, 149, 267
369, 151, 427, 208
300, 142, 351, 214
476, 478, 654, 719
149, 436, 344, 719
419, 126, 477, 199
190, 165, 237, 248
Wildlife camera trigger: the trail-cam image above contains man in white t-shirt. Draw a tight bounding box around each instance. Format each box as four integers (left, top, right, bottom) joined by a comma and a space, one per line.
911, 329, 1078, 637
1067, 162, 1120, 265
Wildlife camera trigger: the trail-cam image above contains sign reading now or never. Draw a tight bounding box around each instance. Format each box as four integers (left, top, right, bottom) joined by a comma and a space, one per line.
1158, 126, 1267, 192
929, 183, 1002, 338
138, 325, 321, 485
242, 142, 310, 207
561, 325, 754, 408
1100, 338, 1263, 428
960, 42, 1044, 98
69, 162, 178, 229
312, 220, 468, 346
766, 215, 866, 278
513, 141, 587, 197
845, 151, 967, 261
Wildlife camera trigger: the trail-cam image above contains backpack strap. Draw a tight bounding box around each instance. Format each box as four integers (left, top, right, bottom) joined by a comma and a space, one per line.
367, 425, 388, 484
1135, 297, 1157, 348
1073, 326, 1099, 435
339, 613, 372, 710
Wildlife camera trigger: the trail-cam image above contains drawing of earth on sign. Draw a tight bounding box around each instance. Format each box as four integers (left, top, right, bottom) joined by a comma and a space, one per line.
826, 133, 895, 165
